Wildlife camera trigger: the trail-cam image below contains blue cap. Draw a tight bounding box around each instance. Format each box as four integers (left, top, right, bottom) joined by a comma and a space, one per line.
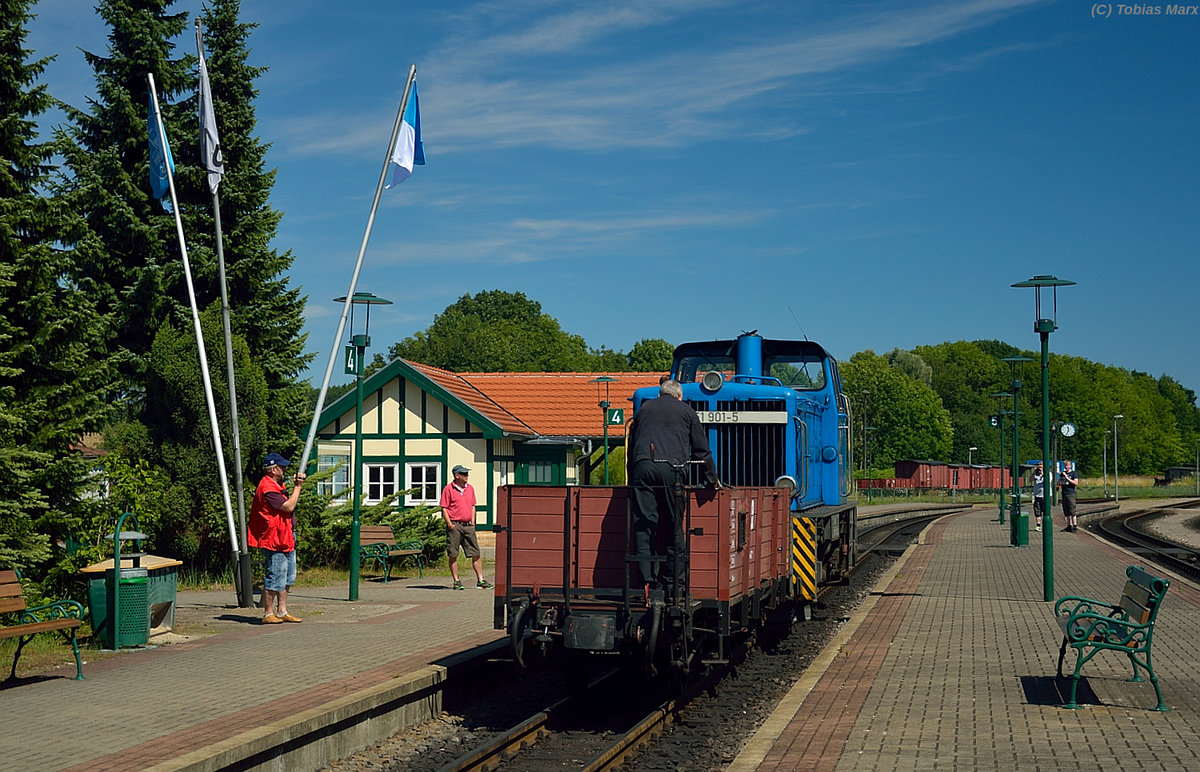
263, 452, 290, 468
452, 464, 470, 475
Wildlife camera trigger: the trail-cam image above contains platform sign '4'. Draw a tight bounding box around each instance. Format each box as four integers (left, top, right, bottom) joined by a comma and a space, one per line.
606, 408, 625, 426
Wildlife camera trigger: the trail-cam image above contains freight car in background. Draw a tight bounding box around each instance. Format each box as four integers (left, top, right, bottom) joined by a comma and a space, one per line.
494, 332, 856, 686
861, 460, 1013, 490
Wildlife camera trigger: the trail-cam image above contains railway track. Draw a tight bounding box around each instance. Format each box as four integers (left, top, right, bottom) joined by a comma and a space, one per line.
326, 506, 948, 772
427, 507, 961, 772
1092, 499, 1200, 583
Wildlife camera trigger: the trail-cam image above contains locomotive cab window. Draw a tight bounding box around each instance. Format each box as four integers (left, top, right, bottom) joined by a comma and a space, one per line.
676, 354, 734, 385
765, 356, 825, 390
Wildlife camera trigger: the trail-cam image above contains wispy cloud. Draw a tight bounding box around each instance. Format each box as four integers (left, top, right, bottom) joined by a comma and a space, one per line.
367, 207, 769, 266
280, 0, 1045, 158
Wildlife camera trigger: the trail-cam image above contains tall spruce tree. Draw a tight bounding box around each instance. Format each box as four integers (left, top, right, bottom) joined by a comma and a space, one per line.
57, 0, 193, 398
1, 0, 116, 578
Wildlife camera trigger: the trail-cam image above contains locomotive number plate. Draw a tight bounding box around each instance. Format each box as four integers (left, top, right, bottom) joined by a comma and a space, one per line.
696, 410, 788, 424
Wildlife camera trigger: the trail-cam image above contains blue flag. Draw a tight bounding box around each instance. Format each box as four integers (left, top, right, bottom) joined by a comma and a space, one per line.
385, 80, 426, 188
148, 92, 175, 209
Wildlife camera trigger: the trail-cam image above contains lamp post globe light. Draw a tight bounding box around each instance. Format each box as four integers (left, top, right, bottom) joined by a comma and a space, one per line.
1113, 413, 1124, 503
990, 395, 1013, 523
334, 291, 393, 602
1000, 356, 1033, 547
1012, 274, 1075, 601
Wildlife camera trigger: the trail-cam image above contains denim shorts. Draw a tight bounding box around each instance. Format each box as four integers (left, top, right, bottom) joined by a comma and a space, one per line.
264, 550, 297, 592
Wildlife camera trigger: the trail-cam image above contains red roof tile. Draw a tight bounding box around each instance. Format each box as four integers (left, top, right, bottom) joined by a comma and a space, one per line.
406, 363, 662, 438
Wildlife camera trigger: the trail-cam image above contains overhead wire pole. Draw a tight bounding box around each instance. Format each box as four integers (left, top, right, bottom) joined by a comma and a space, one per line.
299, 65, 417, 473
148, 72, 241, 573
197, 20, 252, 609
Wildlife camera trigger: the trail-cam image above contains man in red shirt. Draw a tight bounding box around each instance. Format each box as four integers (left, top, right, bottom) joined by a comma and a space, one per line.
439, 465, 491, 590
248, 452, 306, 623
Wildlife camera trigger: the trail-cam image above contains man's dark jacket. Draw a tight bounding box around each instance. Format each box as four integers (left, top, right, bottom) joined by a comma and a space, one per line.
627, 395, 719, 485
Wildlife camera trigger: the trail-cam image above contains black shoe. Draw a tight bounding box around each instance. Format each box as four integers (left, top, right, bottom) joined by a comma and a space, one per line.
1061, 526, 1072, 532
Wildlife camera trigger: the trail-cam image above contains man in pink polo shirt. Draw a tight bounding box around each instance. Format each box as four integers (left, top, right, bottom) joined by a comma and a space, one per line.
439, 464, 491, 590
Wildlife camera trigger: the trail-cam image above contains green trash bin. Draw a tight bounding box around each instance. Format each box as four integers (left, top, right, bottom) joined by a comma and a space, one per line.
84, 556, 181, 645
106, 567, 149, 649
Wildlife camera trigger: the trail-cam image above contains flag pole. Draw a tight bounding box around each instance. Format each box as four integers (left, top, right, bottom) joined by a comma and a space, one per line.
299, 64, 416, 473
197, 21, 252, 608
148, 72, 241, 570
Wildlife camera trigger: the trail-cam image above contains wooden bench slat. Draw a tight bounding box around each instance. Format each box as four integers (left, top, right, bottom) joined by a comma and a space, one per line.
0, 618, 81, 641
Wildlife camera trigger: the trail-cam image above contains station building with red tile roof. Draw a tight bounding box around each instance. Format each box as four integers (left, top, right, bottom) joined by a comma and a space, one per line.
315, 359, 662, 528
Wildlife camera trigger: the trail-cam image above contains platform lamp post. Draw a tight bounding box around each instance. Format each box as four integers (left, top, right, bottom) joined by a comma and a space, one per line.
1113, 413, 1124, 504
1000, 356, 1032, 548
990, 397, 1012, 523
1194, 443, 1198, 497
860, 391, 870, 500
1104, 429, 1111, 498
589, 376, 619, 484
865, 426, 877, 502
334, 291, 393, 602
1012, 274, 1075, 601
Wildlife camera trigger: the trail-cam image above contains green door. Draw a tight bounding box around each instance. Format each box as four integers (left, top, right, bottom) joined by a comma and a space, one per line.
516, 446, 565, 485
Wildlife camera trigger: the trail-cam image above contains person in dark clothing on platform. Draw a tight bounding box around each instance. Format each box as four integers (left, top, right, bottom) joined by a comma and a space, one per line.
1059, 460, 1080, 532
627, 379, 721, 589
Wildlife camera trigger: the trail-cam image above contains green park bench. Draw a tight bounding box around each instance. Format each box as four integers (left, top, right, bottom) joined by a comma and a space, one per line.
1, 569, 85, 681
1054, 565, 1169, 711
359, 525, 424, 582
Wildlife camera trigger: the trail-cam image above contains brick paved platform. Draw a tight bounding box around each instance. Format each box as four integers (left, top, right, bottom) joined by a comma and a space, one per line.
0, 571, 503, 772
731, 500, 1200, 771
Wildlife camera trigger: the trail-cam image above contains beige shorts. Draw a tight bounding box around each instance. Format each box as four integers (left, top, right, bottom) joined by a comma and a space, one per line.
447, 521, 480, 559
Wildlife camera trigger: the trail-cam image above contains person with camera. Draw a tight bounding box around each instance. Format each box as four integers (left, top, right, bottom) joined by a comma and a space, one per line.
249, 452, 306, 623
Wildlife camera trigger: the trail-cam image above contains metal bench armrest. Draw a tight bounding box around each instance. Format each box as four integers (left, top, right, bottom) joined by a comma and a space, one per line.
18, 599, 85, 625
1054, 594, 1114, 618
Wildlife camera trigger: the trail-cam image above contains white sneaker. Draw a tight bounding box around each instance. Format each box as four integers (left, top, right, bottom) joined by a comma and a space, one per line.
1036, 525, 1042, 531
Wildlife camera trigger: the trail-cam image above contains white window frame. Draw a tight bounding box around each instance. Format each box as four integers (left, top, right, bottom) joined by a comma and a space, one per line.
405, 462, 442, 506
364, 463, 400, 504
317, 449, 352, 501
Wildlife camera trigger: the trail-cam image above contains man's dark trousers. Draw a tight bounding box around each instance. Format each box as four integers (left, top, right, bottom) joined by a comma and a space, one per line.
631, 459, 684, 587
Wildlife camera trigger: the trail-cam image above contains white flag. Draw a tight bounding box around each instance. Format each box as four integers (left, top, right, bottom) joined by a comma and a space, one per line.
385, 80, 425, 188
197, 24, 224, 194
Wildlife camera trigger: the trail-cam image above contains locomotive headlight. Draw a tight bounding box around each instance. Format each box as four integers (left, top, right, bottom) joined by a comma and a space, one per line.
701, 370, 724, 393
774, 475, 799, 499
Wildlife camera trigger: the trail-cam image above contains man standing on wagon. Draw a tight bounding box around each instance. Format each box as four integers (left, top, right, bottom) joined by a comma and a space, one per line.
627, 379, 721, 591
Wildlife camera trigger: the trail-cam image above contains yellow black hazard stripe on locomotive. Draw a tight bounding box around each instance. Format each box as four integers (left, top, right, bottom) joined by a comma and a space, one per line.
791, 516, 816, 601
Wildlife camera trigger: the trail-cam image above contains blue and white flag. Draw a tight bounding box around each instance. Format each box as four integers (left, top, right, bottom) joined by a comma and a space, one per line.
197, 30, 224, 195
385, 80, 425, 188
148, 92, 175, 210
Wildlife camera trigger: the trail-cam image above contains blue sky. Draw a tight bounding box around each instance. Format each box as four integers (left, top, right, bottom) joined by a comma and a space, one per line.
26, 0, 1200, 399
